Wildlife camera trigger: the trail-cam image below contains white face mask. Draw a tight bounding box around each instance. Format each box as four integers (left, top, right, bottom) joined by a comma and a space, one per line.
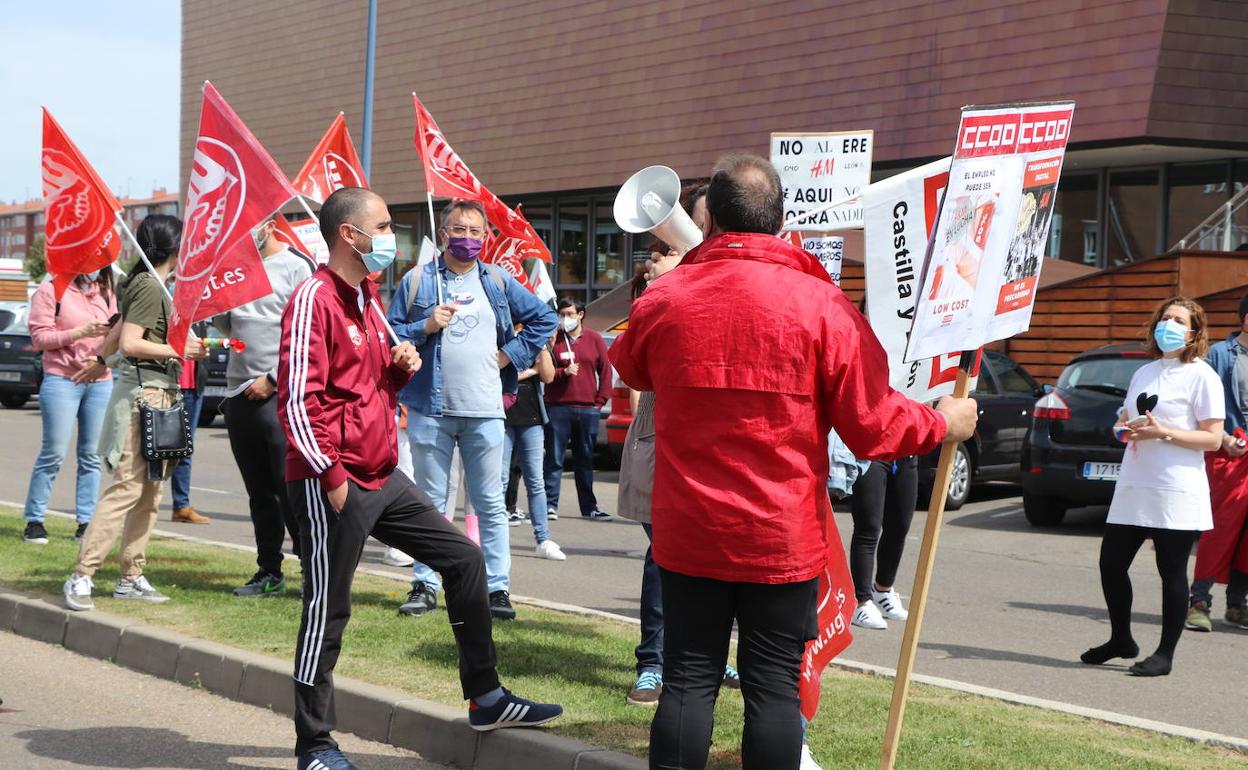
561, 316, 579, 334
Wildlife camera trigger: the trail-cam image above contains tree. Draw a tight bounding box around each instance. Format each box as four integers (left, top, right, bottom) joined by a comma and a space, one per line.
24, 234, 45, 281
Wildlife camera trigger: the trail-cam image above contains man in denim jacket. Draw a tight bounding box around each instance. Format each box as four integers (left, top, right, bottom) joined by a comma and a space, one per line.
388, 200, 557, 620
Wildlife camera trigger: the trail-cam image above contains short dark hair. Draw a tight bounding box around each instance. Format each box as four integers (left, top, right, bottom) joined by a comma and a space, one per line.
706, 153, 784, 235
440, 199, 489, 231
1238, 293, 1248, 323
320, 187, 377, 246
557, 296, 585, 314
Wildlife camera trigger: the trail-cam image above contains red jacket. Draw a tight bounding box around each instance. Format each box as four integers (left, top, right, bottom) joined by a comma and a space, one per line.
279, 266, 412, 491
610, 232, 946, 584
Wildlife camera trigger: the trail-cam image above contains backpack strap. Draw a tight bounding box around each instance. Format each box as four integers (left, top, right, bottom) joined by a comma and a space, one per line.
405, 260, 425, 315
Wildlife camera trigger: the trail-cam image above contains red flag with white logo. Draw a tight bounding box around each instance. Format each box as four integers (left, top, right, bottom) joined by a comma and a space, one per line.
40, 108, 123, 301
170, 81, 299, 355
411, 94, 486, 200
292, 113, 368, 203
482, 197, 553, 264
481, 229, 536, 293
798, 495, 856, 721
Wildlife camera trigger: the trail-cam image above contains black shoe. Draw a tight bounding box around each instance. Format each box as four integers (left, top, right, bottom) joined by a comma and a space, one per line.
581, 509, 612, 521
490, 590, 517, 621
233, 570, 286, 597
398, 581, 438, 616
74, 522, 88, 540
22, 521, 49, 544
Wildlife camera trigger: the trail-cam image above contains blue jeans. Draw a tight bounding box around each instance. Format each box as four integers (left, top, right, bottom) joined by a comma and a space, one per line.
170, 388, 203, 510
407, 413, 510, 594
503, 424, 550, 545
637, 523, 664, 674
544, 404, 599, 515
23, 374, 113, 524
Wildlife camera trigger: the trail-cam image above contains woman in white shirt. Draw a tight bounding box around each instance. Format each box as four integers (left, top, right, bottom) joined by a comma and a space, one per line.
1082, 297, 1224, 676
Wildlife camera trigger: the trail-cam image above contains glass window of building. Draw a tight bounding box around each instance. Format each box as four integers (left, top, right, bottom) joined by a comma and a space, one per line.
1050, 174, 1099, 266
557, 200, 588, 286
593, 201, 626, 289
1105, 169, 1160, 267
1167, 162, 1229, 250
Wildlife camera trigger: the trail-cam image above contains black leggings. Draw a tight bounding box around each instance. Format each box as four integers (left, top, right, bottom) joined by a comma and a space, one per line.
1098, 524, 1198, 662
849, 458, 918, 603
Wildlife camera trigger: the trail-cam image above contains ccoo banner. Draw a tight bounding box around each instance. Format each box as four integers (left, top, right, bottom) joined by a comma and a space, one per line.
771, 130, 872, 231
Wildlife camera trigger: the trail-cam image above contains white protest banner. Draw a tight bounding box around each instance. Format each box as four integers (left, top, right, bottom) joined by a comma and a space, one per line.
863, 157, 972, 400
291, 219, 330, 264
803, 234, 844, 285
771, 130, 872, 230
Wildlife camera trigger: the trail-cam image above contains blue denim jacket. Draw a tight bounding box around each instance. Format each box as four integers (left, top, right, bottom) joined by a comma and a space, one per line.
1205, 332, 1247, 435
388, 258, 557, 417
828, 427, 871, 499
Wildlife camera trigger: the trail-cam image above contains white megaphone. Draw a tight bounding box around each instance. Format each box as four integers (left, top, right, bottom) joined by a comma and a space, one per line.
613, 165, 704, 254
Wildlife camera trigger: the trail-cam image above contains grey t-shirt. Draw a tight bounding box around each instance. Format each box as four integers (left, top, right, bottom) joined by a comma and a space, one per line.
213, 248, 313, 389
440, 267, 503, 418
1234, 338, 1248, 424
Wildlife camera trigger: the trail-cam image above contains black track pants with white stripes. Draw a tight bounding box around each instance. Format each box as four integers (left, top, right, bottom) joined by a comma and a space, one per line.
290, 471, 500, 756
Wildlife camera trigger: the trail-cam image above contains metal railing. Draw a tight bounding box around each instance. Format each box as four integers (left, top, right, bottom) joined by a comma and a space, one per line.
1172, 183, 1248, 252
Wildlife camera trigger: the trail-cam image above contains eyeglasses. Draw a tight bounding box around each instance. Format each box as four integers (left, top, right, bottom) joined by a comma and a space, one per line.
447, 225, 486, 238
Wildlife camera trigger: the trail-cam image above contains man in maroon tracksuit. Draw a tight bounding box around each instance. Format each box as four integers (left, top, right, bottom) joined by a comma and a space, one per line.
279, 188, 561, 770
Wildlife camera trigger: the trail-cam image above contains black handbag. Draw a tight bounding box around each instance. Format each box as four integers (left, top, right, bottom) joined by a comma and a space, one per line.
135, 365, 193, 462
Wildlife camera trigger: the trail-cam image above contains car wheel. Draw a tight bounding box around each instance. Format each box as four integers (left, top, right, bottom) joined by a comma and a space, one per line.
943, 443, 972, 511
0, 393, 29, 409
1023, 493, 1067, 527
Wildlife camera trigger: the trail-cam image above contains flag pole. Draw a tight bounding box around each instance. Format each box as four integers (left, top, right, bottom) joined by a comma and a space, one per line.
427, 191, 443, 306
115, 213, 174, 304
878, 349, 977, 770
296, 195, 320, 224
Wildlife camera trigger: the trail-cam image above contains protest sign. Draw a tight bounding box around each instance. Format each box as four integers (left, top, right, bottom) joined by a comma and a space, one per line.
803, 234, 844, 285
771, 130, 872, 230
904, 102, 1074, 363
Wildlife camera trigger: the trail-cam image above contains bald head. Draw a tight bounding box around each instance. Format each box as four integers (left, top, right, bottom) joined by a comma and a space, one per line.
320, 187, 385, 247
706, 153, 784, 235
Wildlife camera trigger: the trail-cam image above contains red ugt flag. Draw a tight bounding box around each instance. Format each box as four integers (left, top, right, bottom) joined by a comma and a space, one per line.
798, 493, 856, 722
482, 197, 553, 264
292, 113, 368, 203
412, 94, 485, 200
41, 108, 123, 301
169, 81, 298, 355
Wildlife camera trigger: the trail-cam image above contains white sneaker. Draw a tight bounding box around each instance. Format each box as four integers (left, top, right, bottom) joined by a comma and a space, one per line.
800, 743, 823, 770
64, 574, 94, 611
852, 601, 887, 630
535, 540, 567, 561
546, 508, 558, 521
870, 587, 909, 620
114, 575, 169, 603
382, 547, 415, 567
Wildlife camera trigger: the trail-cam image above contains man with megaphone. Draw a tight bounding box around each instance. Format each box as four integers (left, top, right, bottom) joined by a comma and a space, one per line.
610, 153, 979, 770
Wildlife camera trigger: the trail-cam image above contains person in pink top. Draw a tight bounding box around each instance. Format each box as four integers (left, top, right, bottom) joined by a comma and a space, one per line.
21, 270, 118, 544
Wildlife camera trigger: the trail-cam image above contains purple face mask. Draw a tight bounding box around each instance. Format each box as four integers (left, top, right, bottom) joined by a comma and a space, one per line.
446, 236, 483, 262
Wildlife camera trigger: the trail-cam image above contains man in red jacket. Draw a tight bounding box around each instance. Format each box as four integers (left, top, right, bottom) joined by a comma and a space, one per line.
279, 188, 561, 770
610, 155, 978, 770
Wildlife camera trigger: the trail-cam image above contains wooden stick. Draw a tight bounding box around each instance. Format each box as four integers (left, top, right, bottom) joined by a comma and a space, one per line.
878, 349, 977, 770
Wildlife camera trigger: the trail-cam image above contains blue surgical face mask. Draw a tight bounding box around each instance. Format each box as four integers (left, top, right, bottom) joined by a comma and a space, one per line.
82, 270, 101, 282
1154, 318, 1190, 353
350, 225, 397, 272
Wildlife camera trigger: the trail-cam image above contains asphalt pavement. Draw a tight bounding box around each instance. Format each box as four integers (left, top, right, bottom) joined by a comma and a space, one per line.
0, 630, 444, 769
2, 404, 1247, 744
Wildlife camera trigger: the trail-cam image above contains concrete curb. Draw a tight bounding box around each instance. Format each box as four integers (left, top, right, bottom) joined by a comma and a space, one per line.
0, 586, 645, 770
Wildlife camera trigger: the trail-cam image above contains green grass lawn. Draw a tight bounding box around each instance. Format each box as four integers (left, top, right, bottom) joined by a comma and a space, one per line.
2, 508, 1244, 769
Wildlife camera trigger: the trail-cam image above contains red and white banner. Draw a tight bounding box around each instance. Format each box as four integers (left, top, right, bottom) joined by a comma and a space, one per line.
412, 94, 485, 200
274, 216, 329, 264
40, 108, 122, 301
799, 493, 856, 722
482, 198, 552, 264
170, 81, 299, 355
905, 101, 1074, 362
292, 113, 368, 203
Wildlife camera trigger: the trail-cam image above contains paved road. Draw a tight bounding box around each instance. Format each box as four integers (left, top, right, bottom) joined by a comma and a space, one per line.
0, 630, 444, 769
2, 404, 1247, 743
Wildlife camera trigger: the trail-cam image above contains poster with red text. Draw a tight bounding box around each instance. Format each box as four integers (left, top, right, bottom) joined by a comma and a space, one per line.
904, 102, 1074, 362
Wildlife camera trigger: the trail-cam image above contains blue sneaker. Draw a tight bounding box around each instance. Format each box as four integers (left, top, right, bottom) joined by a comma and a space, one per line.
469, 688, 563, 731
297, 747, 358, 770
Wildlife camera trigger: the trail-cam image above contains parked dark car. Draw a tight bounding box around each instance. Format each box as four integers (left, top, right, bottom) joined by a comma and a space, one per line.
198, 323, 231, 427
0, 302, 41, 409
1020, 343, 1150, 526
919, 350, 1045, 510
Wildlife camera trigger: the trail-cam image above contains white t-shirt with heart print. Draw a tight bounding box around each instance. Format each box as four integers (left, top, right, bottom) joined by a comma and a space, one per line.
1107, 356, 1225, 530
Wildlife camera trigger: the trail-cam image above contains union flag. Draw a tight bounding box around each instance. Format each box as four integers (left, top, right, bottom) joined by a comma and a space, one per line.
412, 94, 484, 200
292, 113, 368, 203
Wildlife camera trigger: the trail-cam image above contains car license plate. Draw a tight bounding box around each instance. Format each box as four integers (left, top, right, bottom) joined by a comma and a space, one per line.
203, 386, 229, 398
0, 371, 20, 382
1082, 462, 1120, 480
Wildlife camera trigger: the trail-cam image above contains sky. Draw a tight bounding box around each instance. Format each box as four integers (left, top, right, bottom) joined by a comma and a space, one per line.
0, 1, 180, 204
